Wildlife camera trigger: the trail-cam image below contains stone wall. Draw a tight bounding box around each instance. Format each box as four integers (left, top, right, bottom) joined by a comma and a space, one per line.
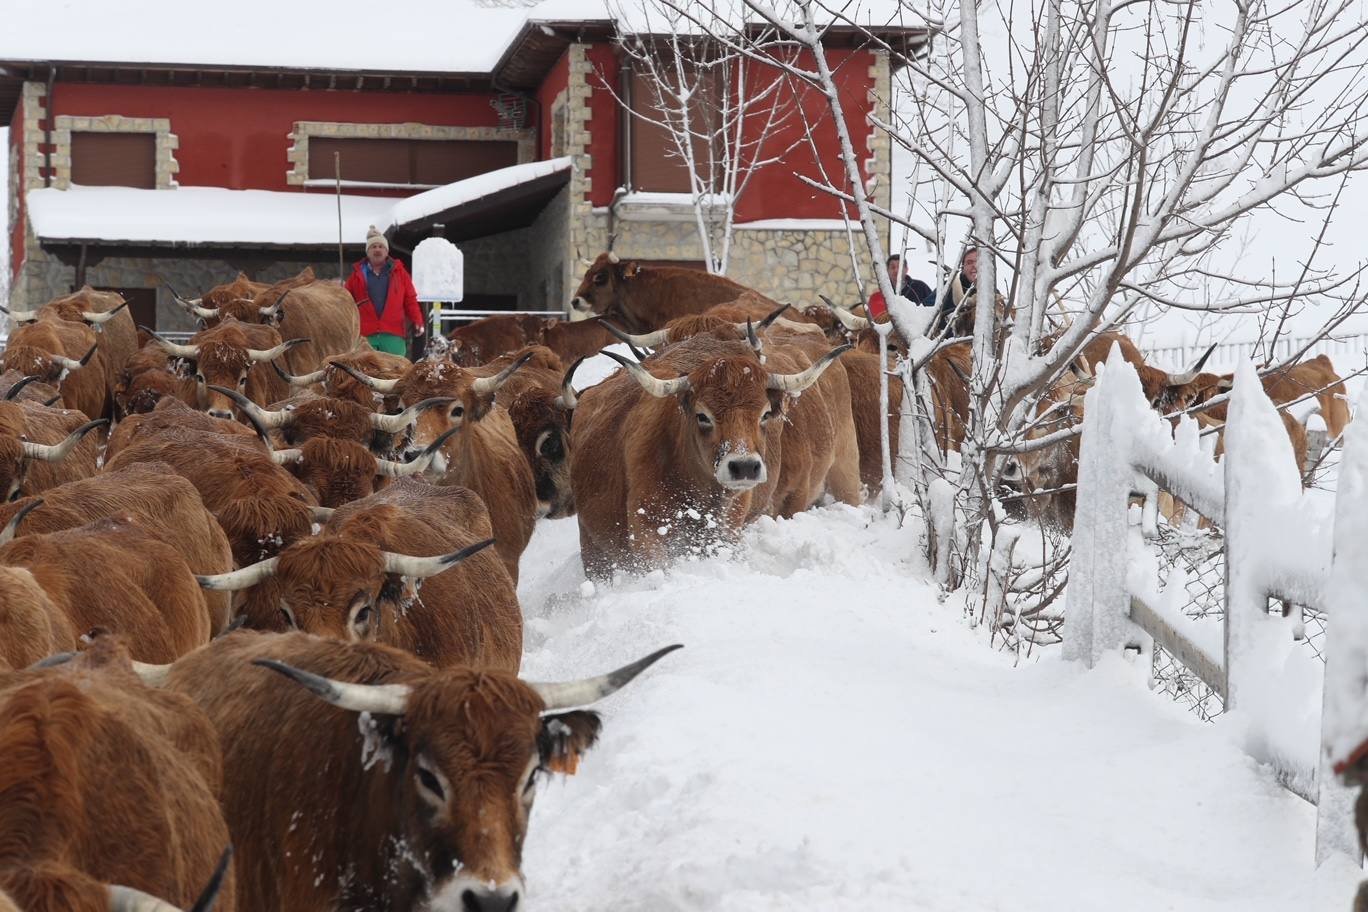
457, 183, 570, 312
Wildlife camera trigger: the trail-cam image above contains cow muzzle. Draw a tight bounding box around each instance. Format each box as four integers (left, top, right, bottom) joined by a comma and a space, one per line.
570, 296, 591, 313
431, 876, 524, 912
716, 452, 766, 491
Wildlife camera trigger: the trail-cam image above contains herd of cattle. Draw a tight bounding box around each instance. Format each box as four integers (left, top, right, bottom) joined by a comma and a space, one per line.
0, 252, 1349, 910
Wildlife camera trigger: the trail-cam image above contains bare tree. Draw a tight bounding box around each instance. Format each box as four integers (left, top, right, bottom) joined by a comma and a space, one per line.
608, 2, 809, 274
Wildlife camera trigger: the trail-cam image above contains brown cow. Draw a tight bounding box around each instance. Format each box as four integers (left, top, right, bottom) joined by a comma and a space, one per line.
0, 636, 235, 912
570, 331, 850, 576
447, 313, 547, 366
0, 400, 105, 502
167, 271, 269, 325
1168, 354, 1352, 440
1, 315, 107, 419
250, 269, 362, 374
0, 506, 211, 662
13, 287, 138, 409
275, 344, 412, 412
112, 340, 198, 416
104, 427, 318, 568
164, 629, 676, 912
571, 253, 779, 332
540, 316, 618, 365
198, 479, 518, 670
144, 316, 305, 418
105, 395, 260, 463
340, 355, 540, 583
0, 371, 62, 407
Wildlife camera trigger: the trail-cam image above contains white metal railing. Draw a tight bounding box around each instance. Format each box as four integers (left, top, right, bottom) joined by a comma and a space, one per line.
1147, 332, 1368, 372
1065, 350, 1364, 866
426, 307, 566, 336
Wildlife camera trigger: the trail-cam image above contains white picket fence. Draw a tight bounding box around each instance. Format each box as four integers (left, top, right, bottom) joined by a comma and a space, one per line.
1148, 332, 1368, 373
1064, 349, 1368, 866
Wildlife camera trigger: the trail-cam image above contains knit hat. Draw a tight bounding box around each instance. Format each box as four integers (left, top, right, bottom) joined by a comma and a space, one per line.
365, 225, 389, 253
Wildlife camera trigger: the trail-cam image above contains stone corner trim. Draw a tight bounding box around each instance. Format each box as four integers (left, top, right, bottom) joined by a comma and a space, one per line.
51, 114, 179, 190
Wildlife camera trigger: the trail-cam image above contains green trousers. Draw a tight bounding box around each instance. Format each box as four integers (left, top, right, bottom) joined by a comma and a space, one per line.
367, 333, 407, 356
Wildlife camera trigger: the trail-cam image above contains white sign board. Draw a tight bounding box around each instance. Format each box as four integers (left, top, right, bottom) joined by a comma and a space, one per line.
412, 237, 464, 303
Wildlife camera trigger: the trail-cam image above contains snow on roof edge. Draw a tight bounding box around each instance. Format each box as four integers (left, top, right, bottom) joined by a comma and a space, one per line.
386, 156, 575, 230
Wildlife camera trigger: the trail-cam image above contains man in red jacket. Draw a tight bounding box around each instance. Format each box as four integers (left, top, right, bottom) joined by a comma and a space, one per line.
344, 225, 425, 356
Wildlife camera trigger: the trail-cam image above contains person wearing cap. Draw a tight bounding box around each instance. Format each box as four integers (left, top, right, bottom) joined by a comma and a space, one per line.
344, 225, 425, 356
866, 253, 936, 321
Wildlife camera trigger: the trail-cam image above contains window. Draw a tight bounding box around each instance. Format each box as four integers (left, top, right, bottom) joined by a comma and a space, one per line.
628, 63, 724, 193
102, 287, 157, 329
70, 133, 156, 188
308, 138, 519, 188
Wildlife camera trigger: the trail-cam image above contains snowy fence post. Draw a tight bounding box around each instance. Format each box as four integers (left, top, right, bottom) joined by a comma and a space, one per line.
1063, 349, 1143, 666
1316, 387, 1368, 866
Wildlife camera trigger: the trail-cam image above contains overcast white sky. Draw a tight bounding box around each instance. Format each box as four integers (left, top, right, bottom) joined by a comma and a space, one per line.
6, 0, 1368, 351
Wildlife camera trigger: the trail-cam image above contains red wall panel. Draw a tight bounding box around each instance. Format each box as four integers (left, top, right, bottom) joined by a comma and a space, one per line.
51, 84, 505, 193
584, 45, 620, 208
10, 98, 26, 285
537, 48, 571, 161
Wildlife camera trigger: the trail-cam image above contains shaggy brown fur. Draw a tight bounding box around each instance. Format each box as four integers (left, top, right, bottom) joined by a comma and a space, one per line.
104, 429, 317, 567
289, 436, 383, 508
0, 516, 211, 662
400, 358, 539, 583
106, 396, 260, 462
0, 400, 101, 501
113, 341, 197, 416
539, 317, 618, 365
0, 567, 71, 670
447, 314, 547, 366
570, 253, 780, 332
0, 371, 61, 407
247, 268, 361, 374
0, 636, 235, 912
166, 630, 604, 912
262, 391, 399, 454
318, 346, 412, 410
173, 316, 294, 415
34, 287, 138, 408
0, 461, 237, 634
198, 272, 271, 321
1, 317, 107, 420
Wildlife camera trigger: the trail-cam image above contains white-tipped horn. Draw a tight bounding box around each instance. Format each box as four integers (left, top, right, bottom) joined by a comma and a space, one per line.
273, 362, 326, 388
471, 352, 534, 396
259, 289, 289, 319
206, 385, 293, 430
607, 251, 621, 265
381, 537, 495, 579
108, 884, 188, 912
556, 356, 586, 410
527, 644, 683, 711
20, 418, 108, 462
130, 661, 171, 688
601, 351, 690, 397
375, 426, 460, 478
600, 321, 669, 349
0, 499, 42, 547
253, 659, 411, 715
334, 362, 401, 394
0, 304, 40, 323
196, 557, 280, 591
82, 300, 129, 326
311, 506, 335, 524
246, 338, 309, 364
766, 344, 853, 393
1168, 343, 1219, 386
271, 448, 304, 466
369, 396, 455, 434
53, 343, 100, 373
818, 295, 870, 331
142, 326, 201, 360
191, 303, 220, 320
4, 375, 39, 401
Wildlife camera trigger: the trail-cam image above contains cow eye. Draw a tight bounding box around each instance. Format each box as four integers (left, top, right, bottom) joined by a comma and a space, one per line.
592, 272, 608, 285
279, 602, 297, 629
194, 372, 205, 384
449, 404, 464, 419
237, 376, 248, 389
761, 408, 775, 423
695, 412, 713, 430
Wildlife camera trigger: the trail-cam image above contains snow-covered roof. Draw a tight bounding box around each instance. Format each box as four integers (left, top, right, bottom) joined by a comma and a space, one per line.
26, 185, 395, 248
1, 0, 610, 75
387, 157, 573, 231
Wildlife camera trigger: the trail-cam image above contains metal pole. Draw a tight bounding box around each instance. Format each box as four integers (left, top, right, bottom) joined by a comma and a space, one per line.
335, 151, 344, 282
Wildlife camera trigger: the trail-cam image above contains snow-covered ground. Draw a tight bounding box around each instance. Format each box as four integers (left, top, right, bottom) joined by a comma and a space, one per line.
516, 504, 1361, 910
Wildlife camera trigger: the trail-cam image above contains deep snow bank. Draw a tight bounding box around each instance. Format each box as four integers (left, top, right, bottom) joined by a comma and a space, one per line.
517, 504, 1359, 910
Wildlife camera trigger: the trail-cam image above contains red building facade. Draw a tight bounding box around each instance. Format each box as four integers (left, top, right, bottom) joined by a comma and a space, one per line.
2, 18, 925, 324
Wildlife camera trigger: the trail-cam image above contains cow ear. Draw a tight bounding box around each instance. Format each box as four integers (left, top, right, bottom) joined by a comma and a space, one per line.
622, 263, 641, 279
766, 389, 787, 417
538, 710, 602, 776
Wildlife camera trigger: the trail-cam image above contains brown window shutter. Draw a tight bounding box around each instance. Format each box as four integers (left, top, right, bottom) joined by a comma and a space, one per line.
629, 70, 693, 193
309, 137, 412, 184
70, 133, 156, 188
414, 140, 518, 185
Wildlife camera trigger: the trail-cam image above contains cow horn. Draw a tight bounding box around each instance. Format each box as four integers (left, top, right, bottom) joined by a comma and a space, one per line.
602, 351, 690, 397
766, 344, 852, 392
4, 375, 39, 401
142, 326, 201, 359
600, 320, 670, 349
1217, 376, 1234, 390
29, 650, 76, 669
607, 251, 621, 264
270, 448, 304, 466
471, 351, 534, 396
381, 537, 495, 579
196, 557, 280, 591
161, 280, 203, 308
43, 394, 61, 407
0, 304, 39, 323
246, 338, 309, 363
273, 362, 327, 388
82, 300, 129, 327
206, 386, 294, 430
745, 304, 791, 333
253, 658, 411, 716
311, 506, 335, 524
369, 396, 455, 434
53, 343, 100, 373
20, 418, 108, 462
109, 845, 233, 912
527, 644, 683, 711
556, 356, 586, 410
0, 498, 42, 547
190, 303, 220, 320
818, 295, 870, 331
744, 319, 763, 357
259, 289, 289, 318
1167, 343, 1219, 386
334, 362, 401, 394
375, 426, 461, 478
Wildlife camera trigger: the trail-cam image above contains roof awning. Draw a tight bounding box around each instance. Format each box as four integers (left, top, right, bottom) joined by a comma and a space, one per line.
386, 156, 574, 243
26, 185, 395, 250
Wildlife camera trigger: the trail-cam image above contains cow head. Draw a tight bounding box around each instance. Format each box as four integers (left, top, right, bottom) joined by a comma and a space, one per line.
605, 344, 851, 492
0, 406, 107, 501
570, 252, 640, 318
268, 428, 459, 509
999, 368, 1092, 530
146, 327, 306, 419
253, 643, 681, 910
198, 535, 494, 641
0, 342, 97, 387
508, 358, 582, 519
115, 367, 190, 415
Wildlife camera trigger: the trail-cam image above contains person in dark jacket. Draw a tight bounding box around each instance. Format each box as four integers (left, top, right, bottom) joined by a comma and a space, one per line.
933, 248, 981, 337
866, 254, 936, 320
344, 225, 425, 356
